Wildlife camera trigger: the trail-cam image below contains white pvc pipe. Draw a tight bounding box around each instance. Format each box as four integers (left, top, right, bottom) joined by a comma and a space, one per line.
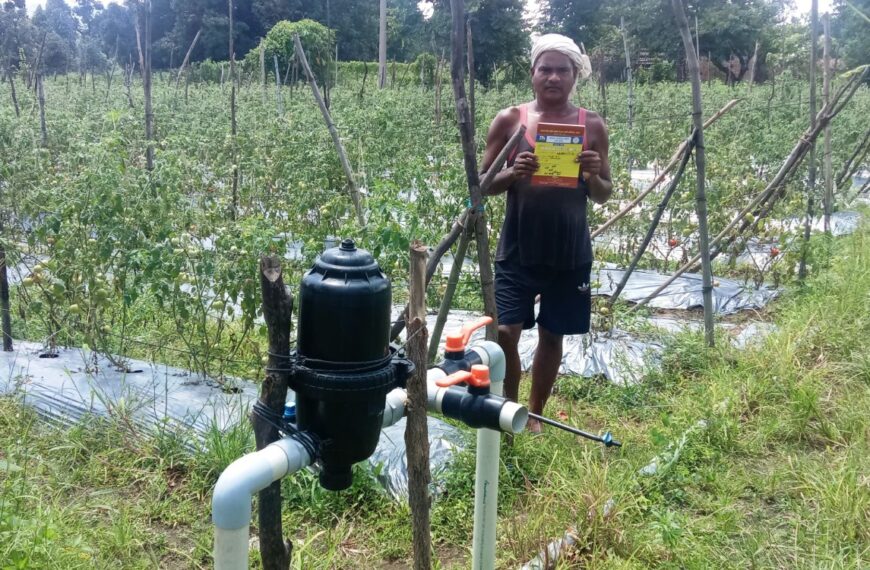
214, 393, 412, 570
470, 342, 509, 570
213, 437, 312, 570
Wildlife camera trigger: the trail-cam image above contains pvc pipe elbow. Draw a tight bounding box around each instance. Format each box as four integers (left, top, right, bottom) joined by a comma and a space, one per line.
212, 438, 312, 530
382, 388, 408, 427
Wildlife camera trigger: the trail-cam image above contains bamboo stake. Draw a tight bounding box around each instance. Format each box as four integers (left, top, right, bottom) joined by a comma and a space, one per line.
799, 0, 818, 279
378, 0, 387, 88
608, 132, 695, 307
7, 66, 20, 117
629, 67, 867, 311
37, 74, 47, 147
135, 1, 154, 171
405, 241, 431, 570
822, 13, 832, 232
293, 34, 364, 228
466, 19, 475, 139
174, 28, 201, 98
621, 17, 633, 175
260, 42, 266, 102
835, 127, 870, 189
0, 222, 12, 351
591, 98, 740, 239
229, 0, 239, 220
672, 0, 714, 346
428, 226, 472, 362
450, 0, 498, 342
273, 55, 283, 115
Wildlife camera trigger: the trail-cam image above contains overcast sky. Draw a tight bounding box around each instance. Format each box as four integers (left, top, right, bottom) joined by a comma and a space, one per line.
26, 0, 836, 20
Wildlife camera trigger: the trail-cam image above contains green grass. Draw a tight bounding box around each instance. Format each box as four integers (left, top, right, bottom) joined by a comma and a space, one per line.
2, 220, 868, 568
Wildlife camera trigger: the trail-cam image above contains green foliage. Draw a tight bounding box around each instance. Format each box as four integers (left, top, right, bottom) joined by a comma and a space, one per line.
258, 19, 335, 81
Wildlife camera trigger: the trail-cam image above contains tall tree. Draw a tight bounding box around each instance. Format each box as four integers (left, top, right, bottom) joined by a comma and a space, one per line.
832, 0, 869, 68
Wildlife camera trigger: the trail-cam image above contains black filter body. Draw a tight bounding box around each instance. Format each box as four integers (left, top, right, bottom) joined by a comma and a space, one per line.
293, 239, 402, 491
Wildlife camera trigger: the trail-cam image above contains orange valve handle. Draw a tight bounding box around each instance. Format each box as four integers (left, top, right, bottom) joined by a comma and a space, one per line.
444, 316, 493, 353
436, 364, 490, 389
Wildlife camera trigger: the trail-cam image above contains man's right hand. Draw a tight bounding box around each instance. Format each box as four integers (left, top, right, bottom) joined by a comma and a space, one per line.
512, 151, 539, 179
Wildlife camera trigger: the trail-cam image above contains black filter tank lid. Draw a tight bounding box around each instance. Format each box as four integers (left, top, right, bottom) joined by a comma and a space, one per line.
297, 239, 392, 366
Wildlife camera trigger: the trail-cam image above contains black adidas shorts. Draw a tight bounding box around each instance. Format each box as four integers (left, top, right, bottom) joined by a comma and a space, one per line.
495, 256, 593, 335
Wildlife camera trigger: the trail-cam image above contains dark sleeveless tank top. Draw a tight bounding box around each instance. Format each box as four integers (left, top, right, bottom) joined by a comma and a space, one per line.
495, 103, 593, 269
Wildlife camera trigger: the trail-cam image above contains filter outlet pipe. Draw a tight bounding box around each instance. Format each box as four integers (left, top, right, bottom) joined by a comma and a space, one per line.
213, 437, 312, 570
213, 394, 410, 569
470, 341, 512, 570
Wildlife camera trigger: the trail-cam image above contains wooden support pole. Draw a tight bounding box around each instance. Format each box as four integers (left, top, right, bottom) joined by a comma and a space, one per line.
591, 98, 739, 239
37, 74, 47, 147
273, 55, 283, 115
450, 0, 498, 342
229, 0, 239, 220
389, 126, 523, 342
174, 28, 202, 98
255, 256, 294, 570
836, 127, 870, 190
428, 226, 472, 362
629, 67, 867, 311
378, 0, 387, 88
672, 0, 714, 346
293, 34, 365, 229
822, 13, 832, 232
621, 17, 633, 174
135, 0, 154, 171
466, 18, 475, 139
405, 242, 431, 570
0, 222, 12, 351
7, 67, 19, 117
260, 42, 266, 102
799, 0, 818, 279
608, 132, 695, 307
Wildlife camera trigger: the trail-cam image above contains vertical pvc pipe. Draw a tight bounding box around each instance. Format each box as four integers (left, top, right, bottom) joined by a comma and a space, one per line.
471, 342, 505, 570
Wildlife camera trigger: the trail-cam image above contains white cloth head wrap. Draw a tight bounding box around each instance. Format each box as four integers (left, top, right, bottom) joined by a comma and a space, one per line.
531, 34, 592, 80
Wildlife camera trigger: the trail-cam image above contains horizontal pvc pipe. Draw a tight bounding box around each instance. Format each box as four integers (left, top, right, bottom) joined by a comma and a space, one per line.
212, 437, 312, 570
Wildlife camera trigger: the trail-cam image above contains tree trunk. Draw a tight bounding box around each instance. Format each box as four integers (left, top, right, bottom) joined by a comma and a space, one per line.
378, 0, 387, 88
255, 256, 294, 570
799, 0, 818, 279
822, 13, 832, 232
672, 0, 714, 347
293, 34, 364, 228
405, 241, 431, 570
450, 0, 497, 342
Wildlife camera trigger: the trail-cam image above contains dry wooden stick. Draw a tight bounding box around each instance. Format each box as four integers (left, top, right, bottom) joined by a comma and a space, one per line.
256, 256, 294, 570
629, 67, 868, 311
293, 33, 365, 228
174, 28, 201, 95
608, 131, 695, 307
591, 98, 740, 239
673, 0, 714, 346
450, 0, 497, 342
405, 241, 431, 570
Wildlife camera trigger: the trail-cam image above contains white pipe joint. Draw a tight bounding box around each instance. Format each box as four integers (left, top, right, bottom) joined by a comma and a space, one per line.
212, 437, 312, 570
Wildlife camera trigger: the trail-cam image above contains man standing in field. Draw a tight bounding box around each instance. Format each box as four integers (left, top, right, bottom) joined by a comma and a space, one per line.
480, 34, 612, 433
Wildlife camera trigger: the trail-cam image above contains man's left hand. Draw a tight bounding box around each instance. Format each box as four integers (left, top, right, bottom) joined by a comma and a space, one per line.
576, 150, 602, 180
